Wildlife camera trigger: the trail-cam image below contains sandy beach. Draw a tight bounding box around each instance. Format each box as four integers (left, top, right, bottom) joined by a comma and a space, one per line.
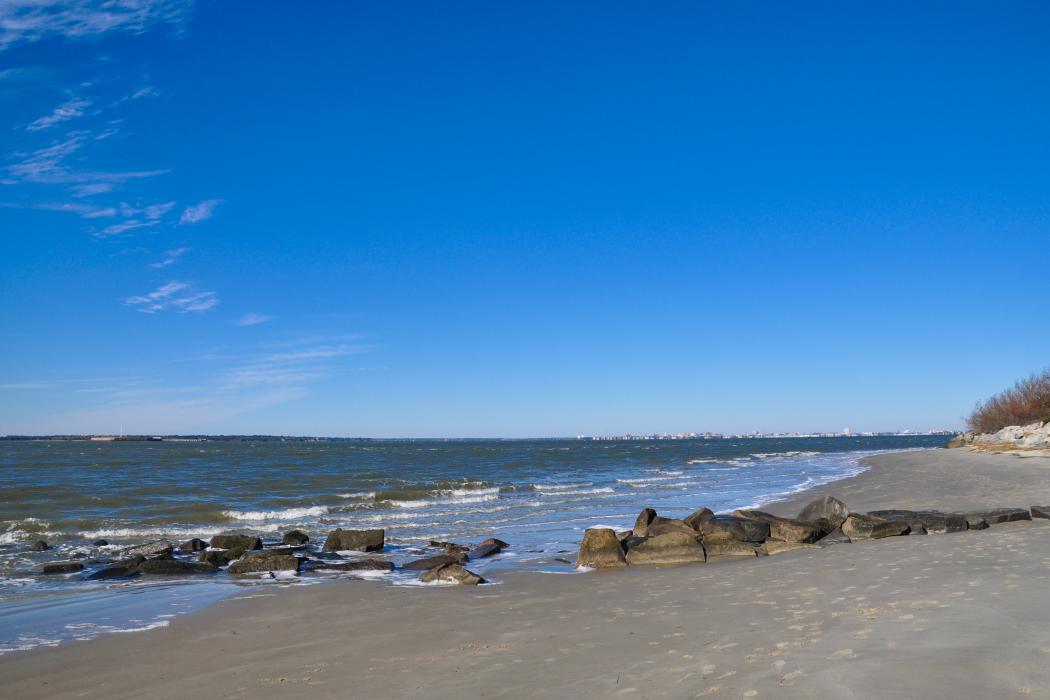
3, 448, 1050, 699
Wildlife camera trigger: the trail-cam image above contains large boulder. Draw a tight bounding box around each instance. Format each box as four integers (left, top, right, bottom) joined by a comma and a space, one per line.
797, 496, 849, 529
42, 562, 85, 575
966, 508, 1032, 524
841, 514, 909, 540
85, 564, 139, 580
733, 510, 829, 543
322, 528, 384, 552
1031, 506, 1050, 520
227, 553, 300, 574
646, 519, 698, 538
179, 538, 208, 552
633, 508, 658, 537
403, 554, 466, 570
420, 563, 485, 585
625, 532, 706, 566
199, 549, 243, 567
137, 559, 218, 575
703, 532, 758, 557
683, 507, 715, 531
468, 542, 502, 559
701, 516, 770, 543
210, 535, 263, 551
282, 530, 310, 545
124, 540, 173, 559
576, 528, 627, 569
867, 510, 968, 534
310, 558, 394, 572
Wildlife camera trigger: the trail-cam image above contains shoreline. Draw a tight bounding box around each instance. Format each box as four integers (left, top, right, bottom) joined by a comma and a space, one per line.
3, 448, 1050, 698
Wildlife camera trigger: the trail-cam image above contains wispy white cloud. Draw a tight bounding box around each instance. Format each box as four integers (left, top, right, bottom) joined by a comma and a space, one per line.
26, 97, 92, 131
98, 219, 155, 236
179, 198, 220, 224
0, 0, 195, 52
149, 247, 189, 268
125, 280, 218, 313
265, 344, 372, 363
234, 313, 273, 327
7, 134, 168, 187
35, 201, 117, 218
119, 200, 175, 220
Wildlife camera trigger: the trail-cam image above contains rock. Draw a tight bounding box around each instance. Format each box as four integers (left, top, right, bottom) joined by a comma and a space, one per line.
311, 558, 394, 572
322, 528, 384, 553
841, 514, 909, 540
734, 510, 829, 543
420, 563, 485, 585
1031, 506, 1050, 520
762, 540, 819, 556
179, 538, 208, 552
615, 530, 633, 542
468, 542, 502, 559
282, 530, 310, 545
966, 508, 1032, 524
633, 508, 658, 537
309, 551, 344, 561
403, 554, 467, 570
430, 540, 470, 555
816, 528, 851, 545
966, 516, 989, 530
210, 535, 263, 551
625, 532, 706, 566
947, 434, 969, 448
42, 562, 85, 574
683, 507, 715, 531
479, 537, 509, 548
137, 559, 219, 575
85, 564, 139, 580
92, 539, 109, 547
701, 516, 771, 543
124, 540, 174, 559
29, 540, 49, 552
646, 519, 698, 538
797, 496, 850, 529
576, 528, 627, 569
227, 553, 300, 574
867, 510, 968, 535
252, 546, 297, 556
703, 532, 758, 557
199, 549, 245, 566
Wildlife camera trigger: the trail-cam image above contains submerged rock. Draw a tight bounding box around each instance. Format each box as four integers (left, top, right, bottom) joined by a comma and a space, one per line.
841, 514, 910, 540
179, 538, 208, 552
137, 559, 218, 575
282, 530, 310, 546
625, 532, 706, 566
468, 542, 502, 559
420, 563, 485, 585
124, 540, 174, 559
701, 516, 771, 543
227, 553, 300, 574
91, 539, 109, 547
322, 528, 385, 553
311, 558, 394, 572
403, 554, 466, 570
85, 564, 139, 580
576, 528, 627, 569
199, 549, 244, 566
42, 562, 85, 575
734, 510, 829, 543
210, 535, 263, 551
29, 540, 49, 552
966, 508, 1032, 524
797, 496, 850, 529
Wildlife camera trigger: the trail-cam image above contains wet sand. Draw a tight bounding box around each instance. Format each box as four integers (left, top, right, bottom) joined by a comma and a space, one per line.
3, 448, 1050, 699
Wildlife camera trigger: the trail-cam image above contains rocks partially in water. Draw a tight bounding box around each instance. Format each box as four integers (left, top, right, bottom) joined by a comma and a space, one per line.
137, 559, 218, 575
701, 516, 771, 543
576, 528, 627, 569
468, 542, 503, 559
29, 540, 49, 552
282, 530, 310, 546
479, 537, 509, 548
429, 540, 470, 555
313, 558, 394, 572
420, 563, 485, 585
42, 562, 85, 575
841, 514, 910, 540
85, 564, 139, 580
227, 553, 300, 575
91, 539, 109, 547
322, 528, 385, 553
199, 549, 244, 567
179, 538, 208, 552
733, 509, 829, 543
966, 508, 1032, 524
404, 554, 467, 570
625, 532, 706, 566
124, 540, 174, 559
797, 496, 850, 529
210, 535, 263, 551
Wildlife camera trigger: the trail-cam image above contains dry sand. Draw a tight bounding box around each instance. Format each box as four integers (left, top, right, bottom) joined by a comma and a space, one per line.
4, 448, 1050, 699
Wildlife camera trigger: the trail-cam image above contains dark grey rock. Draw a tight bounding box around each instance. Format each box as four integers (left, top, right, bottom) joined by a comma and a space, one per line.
797, 496, 850, 529
137, 559, 218, 575
227, 553, 300, 574
420, 563, 485, 585
42, 562, 84, 575
124, 540, 174, 559
841, 514, 910, 540
966, 516, 989, 530
29, 540, 49, 552
403, 554, 467, 570
282, 530, 310, 545
210, 534, 263, 551
468, 542, 502, 559
91, 539, 109, 547
867, 510, 968, 534
199, 549, 244, 566
815, 528, 851, 546
85, 565, 139, 580
310, 558, 394, 572
179, 538, 208, 552
966, 508, 1031, 524
734, 510, 829, 543
322, 528, 384, 552
1031, 506, 1050, 520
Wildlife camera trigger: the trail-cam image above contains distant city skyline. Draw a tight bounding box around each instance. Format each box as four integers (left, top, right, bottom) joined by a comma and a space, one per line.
2, 3, 1049, 437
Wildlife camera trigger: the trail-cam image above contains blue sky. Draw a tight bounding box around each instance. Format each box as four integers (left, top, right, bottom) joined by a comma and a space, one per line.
1, 1, 1048, 437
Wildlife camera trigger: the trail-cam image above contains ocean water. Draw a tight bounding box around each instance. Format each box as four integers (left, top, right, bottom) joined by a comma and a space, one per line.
0, 435, 947, 652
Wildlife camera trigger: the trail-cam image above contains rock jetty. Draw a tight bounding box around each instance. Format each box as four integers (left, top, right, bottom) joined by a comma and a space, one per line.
950, 421, 1050, 454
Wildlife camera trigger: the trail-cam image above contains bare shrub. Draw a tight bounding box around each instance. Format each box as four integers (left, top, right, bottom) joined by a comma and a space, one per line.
968, 369, 1050, 433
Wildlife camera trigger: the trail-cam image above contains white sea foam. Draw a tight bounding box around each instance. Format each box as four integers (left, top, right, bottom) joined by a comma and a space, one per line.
387, 493, 499, 508
223, 506, 329, 520
530, 482, 592, 491
78, 524, 280, 539
616, 475, 683, 484
336, 491, 376, 499
535, 487, 614, 496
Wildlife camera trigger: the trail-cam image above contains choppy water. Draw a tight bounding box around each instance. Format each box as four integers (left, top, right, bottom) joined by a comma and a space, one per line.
0, 435, 946, 652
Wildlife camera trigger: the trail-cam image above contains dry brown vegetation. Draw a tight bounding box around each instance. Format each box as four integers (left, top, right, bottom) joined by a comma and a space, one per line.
967, 369, 1050, 434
